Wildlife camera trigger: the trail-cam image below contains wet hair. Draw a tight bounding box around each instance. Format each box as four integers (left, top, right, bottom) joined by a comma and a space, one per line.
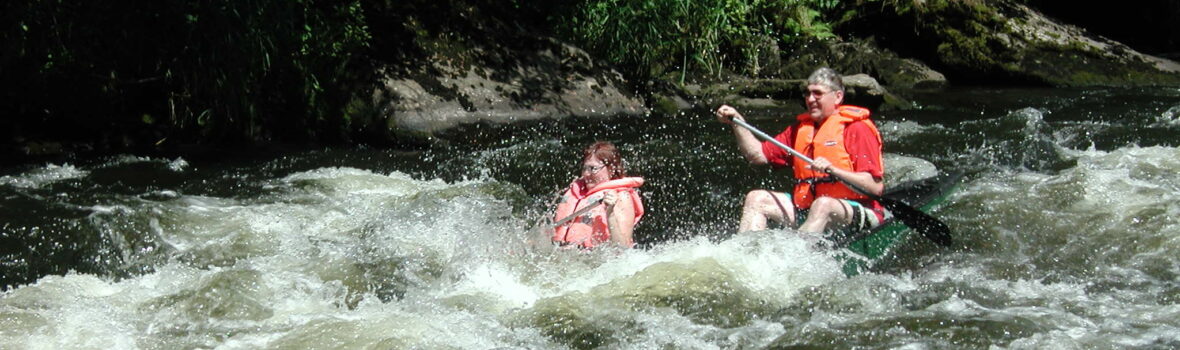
582, 141, 626, 179
808, 67, 844, 93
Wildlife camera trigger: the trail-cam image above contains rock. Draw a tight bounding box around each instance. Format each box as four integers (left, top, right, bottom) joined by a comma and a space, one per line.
374, 39, 648, 134
898, 58, 949, 90
690, 73, 907, 113
1000, 1, 1180, 86
841, 73, 887, 109
776, 39, 948, 92
688, 79, 802, 113
884, 153, 939, 184
650, 94, 693, 116
865, 0, 1180, 86
1026, 0, 1180, 58
733, 97, 783, 110
841, 74, 915, 111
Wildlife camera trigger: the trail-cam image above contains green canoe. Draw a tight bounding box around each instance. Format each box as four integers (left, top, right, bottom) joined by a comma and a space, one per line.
838, 172, 963, 276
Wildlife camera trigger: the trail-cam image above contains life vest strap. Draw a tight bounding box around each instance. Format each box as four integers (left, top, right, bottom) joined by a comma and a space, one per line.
798, 176, 838, 185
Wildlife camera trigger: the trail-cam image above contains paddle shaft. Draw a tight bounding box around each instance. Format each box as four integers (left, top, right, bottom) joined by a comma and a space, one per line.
731, 118, 882, 198
551, 196, 603, 228
728, 117, 953, 246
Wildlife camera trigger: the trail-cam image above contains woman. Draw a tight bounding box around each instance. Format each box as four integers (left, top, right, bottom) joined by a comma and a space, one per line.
552, 141, 645, 249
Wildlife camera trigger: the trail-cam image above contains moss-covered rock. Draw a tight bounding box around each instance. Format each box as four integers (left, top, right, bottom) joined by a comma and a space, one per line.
855, 0, 1180, 87
777, 39, 948, 92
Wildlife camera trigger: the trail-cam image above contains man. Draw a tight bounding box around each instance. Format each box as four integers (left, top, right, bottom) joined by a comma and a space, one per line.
715, 67, 885, 236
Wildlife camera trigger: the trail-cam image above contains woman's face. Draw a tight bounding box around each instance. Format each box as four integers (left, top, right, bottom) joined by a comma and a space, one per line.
580, 155, 611, 188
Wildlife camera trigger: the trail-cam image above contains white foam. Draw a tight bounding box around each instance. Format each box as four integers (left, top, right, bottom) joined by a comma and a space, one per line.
9, 146, 1180, 349
1154, 105, 1180, 126
0, 164, 88, 189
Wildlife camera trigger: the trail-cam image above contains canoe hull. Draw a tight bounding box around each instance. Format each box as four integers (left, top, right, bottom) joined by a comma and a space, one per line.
840, 172, 962, 276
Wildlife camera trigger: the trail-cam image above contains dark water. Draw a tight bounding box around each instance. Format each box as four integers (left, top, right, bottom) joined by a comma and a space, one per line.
2, 87, 1179, 348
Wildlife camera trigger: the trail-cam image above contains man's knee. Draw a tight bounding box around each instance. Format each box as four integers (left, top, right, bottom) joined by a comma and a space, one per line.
744, 190, 794, 220
809, 197, 845, 216
745, 190, 790, 209
743, 190, 771, 206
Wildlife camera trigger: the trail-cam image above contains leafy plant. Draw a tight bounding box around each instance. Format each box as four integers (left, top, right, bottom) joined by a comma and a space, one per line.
2, 0, 371, 148
560, 0, 843, 83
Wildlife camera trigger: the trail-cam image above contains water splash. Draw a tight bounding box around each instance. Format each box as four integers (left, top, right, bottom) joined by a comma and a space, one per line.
1154, 105, 1180, 126
1, 161, 884, 348
0, 164, 88, 189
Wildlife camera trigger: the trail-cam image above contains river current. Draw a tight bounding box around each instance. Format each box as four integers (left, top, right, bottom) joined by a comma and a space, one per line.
2, 87, 1180, 349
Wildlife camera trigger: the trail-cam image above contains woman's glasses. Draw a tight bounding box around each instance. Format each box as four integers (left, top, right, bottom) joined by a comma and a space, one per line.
581, 164, 605, 174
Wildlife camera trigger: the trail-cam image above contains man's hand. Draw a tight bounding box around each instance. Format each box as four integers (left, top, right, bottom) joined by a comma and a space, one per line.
808, 156, 832, 173
715, 105, 743, 124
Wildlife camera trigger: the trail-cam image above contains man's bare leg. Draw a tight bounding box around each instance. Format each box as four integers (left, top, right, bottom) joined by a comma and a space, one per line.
738, 190, 795, 232
798, 197, 854, 233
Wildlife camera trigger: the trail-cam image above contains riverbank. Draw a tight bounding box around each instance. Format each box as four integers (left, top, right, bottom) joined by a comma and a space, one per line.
5, 0, 1180, 164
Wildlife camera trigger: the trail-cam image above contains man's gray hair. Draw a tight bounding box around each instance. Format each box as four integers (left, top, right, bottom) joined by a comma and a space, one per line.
808, 67, 844, 93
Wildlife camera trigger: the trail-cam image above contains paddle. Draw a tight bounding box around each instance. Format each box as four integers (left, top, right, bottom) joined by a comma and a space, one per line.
729, 118, 953, 246
551, 196, 603, 228
522, 196, 605, 254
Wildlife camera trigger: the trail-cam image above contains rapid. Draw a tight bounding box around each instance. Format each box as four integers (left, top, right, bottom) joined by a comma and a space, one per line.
2, 87, 1180, 349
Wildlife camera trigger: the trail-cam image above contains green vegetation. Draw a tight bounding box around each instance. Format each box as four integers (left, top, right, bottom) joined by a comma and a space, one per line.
2, 0, 574, 152
3, 0, 371, 150
0, 0, 1018, 153
3, 0, 1175, 154
561, 0, 840, 83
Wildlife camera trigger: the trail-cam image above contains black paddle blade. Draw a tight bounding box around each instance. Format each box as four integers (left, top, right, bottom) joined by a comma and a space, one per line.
880, 197, 953, 246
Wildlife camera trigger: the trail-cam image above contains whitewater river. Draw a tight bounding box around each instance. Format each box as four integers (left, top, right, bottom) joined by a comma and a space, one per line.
2, 87, 1180, 349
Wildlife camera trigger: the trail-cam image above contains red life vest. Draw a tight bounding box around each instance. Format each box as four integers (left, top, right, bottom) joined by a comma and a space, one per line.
552, 177, 645, 249
791, 105, 883, 209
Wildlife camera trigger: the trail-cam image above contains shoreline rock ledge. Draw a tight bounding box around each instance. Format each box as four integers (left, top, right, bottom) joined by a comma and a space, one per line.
374, 40, 648, 134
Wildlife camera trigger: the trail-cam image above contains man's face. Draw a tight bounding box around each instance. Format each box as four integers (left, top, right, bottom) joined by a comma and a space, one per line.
805, 84, 843, 121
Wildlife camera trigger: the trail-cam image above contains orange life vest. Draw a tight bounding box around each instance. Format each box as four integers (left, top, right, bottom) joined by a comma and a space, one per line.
552, 177, 645, 249
791, 105, 883, 209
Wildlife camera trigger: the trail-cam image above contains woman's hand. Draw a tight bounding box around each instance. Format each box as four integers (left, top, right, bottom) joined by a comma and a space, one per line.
602, 189, 635, 248
602, 190, 618, 211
